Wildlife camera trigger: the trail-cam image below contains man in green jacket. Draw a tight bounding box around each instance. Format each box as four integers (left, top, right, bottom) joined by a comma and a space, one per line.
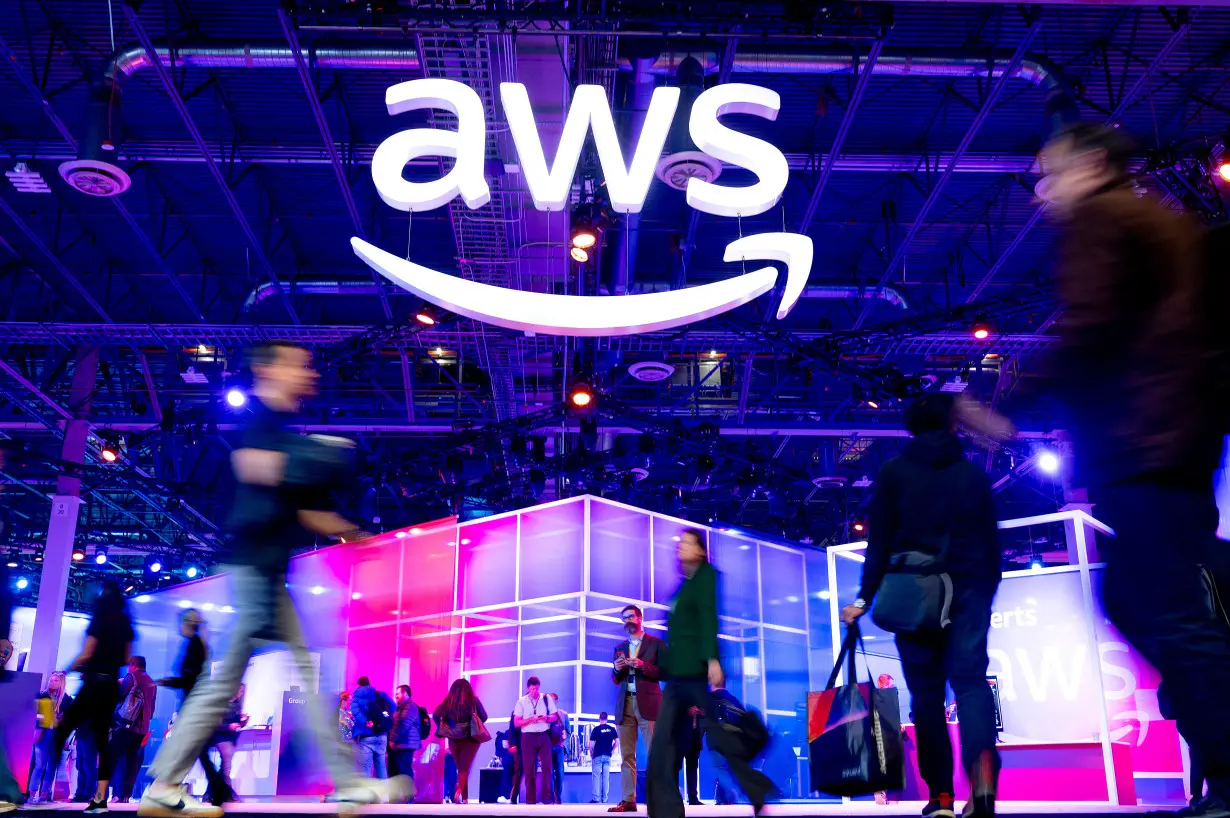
646, 528, 724, 818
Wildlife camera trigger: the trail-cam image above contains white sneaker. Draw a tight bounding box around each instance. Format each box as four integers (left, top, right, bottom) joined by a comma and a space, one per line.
138, 785, 223, 818
0, 801, 14, 814
498, 797, 511, 804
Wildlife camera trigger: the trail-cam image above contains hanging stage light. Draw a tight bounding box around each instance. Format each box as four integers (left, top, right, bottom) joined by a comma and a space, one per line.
972, 316, 991, 341
568, 380, 595, 410
94, 546, 109, 565
71, 545, 86, 562
570, 246, 590, 263
100, 445, 119, 463
145, 554, 163, 575
414, 305, 439, 326
225, 388, 247, 408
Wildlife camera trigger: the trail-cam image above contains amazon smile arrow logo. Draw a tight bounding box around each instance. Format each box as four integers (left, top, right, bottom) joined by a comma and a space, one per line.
352, 233, 812, 336
354, 78, 814, 336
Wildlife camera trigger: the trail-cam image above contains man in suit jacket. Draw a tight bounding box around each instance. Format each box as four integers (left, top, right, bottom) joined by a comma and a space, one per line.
610, 604, 664, 813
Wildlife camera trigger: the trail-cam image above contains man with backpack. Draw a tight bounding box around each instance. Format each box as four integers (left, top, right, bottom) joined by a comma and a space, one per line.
389, 685, 426, 781
841, 394, 1001, 818
351, 677, 396, 779
110, 656, 158, 802
1040, 122, 1230, 818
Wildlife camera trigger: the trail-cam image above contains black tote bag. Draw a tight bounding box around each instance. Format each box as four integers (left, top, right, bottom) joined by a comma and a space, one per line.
807, 625, 904, 797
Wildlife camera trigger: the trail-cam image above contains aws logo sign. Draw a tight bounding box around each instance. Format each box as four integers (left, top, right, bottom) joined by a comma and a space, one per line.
351, 78, 812, 336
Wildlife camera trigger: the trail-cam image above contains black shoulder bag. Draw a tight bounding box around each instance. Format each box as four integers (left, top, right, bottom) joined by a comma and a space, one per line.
870, 466, 967, 635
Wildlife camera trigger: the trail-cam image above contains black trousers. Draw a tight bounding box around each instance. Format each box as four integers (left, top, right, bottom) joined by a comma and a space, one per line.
507, 750, 523, 802
53, 676, 120, 795
108, 729, 145, 800
1092, 479, 1230, 803
896, 583, 1000, 799
683, 718, 702, 802
648, 677, 773, 818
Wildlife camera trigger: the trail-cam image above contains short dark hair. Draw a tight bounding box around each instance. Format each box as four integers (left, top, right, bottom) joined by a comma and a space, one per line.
527, 675, 541, 687
397, 685, 411, 697
129, 656, 147, 670
250, 341, 308, 369
357, 676, 371, 687
904, 394, 957, 436
599, 711, 608, 720
1051, 122, 1135, 179
620, 604, 642, 618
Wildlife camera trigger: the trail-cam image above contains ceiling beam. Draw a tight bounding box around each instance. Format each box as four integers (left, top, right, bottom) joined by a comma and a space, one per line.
278, 8, 415, 422
854, 16, 1043, 329
0, 33, 205, 322
965, 9, 1196, 303
122, 5, 301, 325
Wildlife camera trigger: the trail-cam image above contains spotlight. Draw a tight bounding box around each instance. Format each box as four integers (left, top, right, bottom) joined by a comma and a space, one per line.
972, 317, 991, 341
1218, 161, 1230, 183
568, 380, 595, 411
311, 585, 325, 596
1036, 451, 1061, 476
100, 446, 119, 463
414, 306, 438, 326
145, 554, 163, 574
15, 577, 28, 590
33, 552, 42, 563
570, 246, 590, 263
71, 545, 86, 562
570, 205, 598, 251
185, 565, 200, 579
94, 546, 108, 565
225, 388, 247, 408
1030, 559, 1044, 572
852, 521, 866, 533
866, 400, 880, 410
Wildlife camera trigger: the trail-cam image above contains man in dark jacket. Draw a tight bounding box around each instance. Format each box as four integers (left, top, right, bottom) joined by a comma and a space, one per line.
110, 656, 160, 802
350, 677, 395, 780
388, 686, 422, 781
1041, 122, 1230, 818
647, 528, 727, 818
157, 609, 231, 805
842, 394, 1001, 818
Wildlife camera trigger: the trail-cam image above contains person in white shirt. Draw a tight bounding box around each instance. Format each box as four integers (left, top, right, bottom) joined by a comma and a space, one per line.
513, 676, 558, 805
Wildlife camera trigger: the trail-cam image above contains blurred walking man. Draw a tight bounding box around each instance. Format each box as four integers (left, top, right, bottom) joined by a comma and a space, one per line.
1043, 122, 1230, 818
138, 343, 406, 818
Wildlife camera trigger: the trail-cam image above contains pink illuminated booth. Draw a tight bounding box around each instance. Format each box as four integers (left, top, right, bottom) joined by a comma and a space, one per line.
131, 496, 818, 803
821, 507, 1191, 808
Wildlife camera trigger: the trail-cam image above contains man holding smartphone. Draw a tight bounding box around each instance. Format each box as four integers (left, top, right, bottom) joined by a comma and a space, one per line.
610, 605, 664, 813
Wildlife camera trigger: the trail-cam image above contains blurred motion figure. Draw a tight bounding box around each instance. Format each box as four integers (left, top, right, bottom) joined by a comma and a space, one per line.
1042, 122, 1230, 818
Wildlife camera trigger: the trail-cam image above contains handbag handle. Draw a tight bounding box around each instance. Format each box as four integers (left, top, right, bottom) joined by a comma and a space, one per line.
824, 622, 874, 690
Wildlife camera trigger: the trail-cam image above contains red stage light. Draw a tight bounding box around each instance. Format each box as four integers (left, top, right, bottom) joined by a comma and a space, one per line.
101, 447, 119, 463
973, 323, 991, 341
1218, 162, 1230, 183
570, 388, 593, 408
414, 310, 437, 326
853, 522, 865, 533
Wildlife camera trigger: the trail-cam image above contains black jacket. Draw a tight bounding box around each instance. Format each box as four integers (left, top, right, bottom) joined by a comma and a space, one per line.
859, 431, 1000, 602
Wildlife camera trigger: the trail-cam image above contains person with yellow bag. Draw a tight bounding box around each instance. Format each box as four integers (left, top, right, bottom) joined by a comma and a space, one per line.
27, 672, 73, 804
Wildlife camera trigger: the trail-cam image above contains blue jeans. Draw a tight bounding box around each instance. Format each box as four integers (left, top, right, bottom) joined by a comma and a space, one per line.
390, 748, 416, 782
355, 735, 388, 780
896, 582, 999, 799
591, 755, 611, 803
30, 729, 58, 800
551, 745, 564, 803
74, 730, 98, 799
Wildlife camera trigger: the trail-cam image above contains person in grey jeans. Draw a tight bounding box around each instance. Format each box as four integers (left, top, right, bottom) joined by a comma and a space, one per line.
137, 342, 408, 818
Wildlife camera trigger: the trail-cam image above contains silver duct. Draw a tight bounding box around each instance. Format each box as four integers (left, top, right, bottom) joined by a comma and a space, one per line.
243, 280, 908, 311
104, 43, 421, 82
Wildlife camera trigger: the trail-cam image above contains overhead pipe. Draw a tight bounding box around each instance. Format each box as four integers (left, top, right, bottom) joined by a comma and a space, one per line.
622, 49, 1078, 129
610, 58, 658, 297
245, 279, 907, 312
